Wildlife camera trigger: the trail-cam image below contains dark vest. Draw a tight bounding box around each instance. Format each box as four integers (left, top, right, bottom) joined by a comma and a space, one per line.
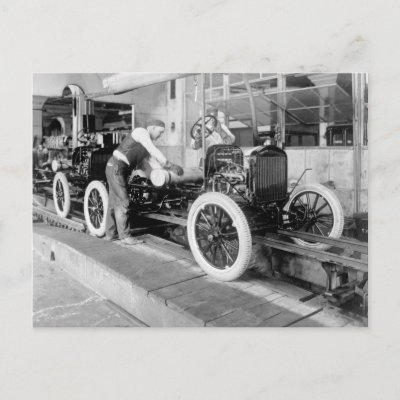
116, 134, 150, 169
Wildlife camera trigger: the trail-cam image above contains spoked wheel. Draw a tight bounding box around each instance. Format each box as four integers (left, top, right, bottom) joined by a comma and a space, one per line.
53, 172, 71, 218
187, 192, 252, 281
84, 180, 108, 237
283, 183, 344, 250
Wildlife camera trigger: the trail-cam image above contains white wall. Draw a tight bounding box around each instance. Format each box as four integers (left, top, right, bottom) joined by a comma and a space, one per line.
286, 147, 368, 216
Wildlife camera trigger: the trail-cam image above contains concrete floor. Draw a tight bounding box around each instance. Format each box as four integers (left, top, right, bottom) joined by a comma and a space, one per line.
33, 251, 146, 327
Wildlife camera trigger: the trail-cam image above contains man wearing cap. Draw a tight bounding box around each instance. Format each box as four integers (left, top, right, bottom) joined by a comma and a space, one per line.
105, 119, 183, 245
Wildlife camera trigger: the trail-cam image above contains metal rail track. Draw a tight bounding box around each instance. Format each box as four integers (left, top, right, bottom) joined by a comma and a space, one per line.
254, 232, 368, 273
33, 200, 368, 273
33, 205, 86, 232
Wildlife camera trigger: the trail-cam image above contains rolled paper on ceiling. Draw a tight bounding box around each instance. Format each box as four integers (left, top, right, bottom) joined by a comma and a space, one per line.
150, 168, 204, 187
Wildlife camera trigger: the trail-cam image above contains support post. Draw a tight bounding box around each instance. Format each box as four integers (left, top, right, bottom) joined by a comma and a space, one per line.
131, 104, 135, 129
201, 73, 206, 184
243, 74, 259, 145
352, 73, 365, 214
277, 73, 286, 148
222, 74, 230, 126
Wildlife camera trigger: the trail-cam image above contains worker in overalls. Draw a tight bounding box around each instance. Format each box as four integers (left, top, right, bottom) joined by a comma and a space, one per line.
105, 119, 183, 244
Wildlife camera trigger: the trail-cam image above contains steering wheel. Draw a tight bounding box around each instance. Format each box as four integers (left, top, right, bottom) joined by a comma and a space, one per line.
190, 115, 218, 140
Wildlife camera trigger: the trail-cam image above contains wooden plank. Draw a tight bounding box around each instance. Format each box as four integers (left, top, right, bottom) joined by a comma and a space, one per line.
168, 284, 266, 323
224, 278, 255, 291
114, 240, 187, 264
259, 296, 323, 327
150, 275, 218, 301
261, 310, 318, 327
294, 309, 356, 327
35, 224, 205, 293
232, 292, 286, 312
207, 299, 284, 327
240, 283, 277, 298
85, 246, 205, 293
140, 234, 192, 260
289, 318, 326, 327
246, 276, 313, 301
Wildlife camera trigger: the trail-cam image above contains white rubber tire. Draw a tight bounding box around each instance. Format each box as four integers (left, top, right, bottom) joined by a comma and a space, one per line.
53, 172, 71, 218
187, 192, 252, 281
84, 180, 109, 237
284, 183, 344, 250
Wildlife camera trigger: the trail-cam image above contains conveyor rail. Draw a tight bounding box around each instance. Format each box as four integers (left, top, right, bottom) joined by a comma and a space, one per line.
33, 203, 368, 273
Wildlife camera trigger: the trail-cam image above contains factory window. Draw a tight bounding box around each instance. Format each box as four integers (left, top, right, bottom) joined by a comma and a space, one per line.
325, 125, 353, 147
285, 132, 319, 147
205, 73, 224, 101
284, 124, 319, 147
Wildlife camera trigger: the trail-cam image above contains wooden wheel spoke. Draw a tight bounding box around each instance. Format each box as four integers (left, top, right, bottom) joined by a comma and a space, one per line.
306, 192, 311, 207
317, 220, 332, 228
317, 213, 332, 218
220, 230, 238, 239
196, 223, 210, 233
315, 200, 328, 214
317, 217, 333, 225
211, 245, 217, 263
312, 193, 320, 210
317, 214, 333, 222
315, 223, 326, 236
217, 207, 223, 226
220, 242, 234, 264
221, 238, 238, 252
200, 211, 212, 228
297, 196, 307, 210
293, 205, 306, 215
90, 212, 96, 225
209, 205, 217, 226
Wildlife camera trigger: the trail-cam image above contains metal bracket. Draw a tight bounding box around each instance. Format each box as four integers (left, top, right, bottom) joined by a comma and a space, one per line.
354, 277, 368, 315
289, 168, 312, 195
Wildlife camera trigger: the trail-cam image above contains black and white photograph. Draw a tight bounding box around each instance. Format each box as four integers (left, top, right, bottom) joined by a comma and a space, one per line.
32, 72, 368, 327
2, 0, 400, 398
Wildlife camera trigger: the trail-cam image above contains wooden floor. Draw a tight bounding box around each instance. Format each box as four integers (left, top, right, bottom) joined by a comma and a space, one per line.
124, 235, 365, 327
33, 223, 366, 327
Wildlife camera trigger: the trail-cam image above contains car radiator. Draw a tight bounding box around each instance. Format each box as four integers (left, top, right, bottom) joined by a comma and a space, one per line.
255, 150, 287, 203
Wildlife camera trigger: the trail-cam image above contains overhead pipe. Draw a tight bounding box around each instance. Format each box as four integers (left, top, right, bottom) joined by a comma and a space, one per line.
102, 73, 194, 95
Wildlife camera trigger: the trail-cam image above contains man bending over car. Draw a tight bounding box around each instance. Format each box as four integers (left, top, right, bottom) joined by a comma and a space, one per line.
105, 119, 183, 245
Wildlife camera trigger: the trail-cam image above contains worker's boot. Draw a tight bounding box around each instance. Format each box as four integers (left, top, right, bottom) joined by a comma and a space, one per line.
104, 235, 119, 241
120, 236, 144, 245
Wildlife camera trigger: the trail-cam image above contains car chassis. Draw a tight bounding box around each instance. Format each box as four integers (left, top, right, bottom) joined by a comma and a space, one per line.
44, 136, 344, 281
